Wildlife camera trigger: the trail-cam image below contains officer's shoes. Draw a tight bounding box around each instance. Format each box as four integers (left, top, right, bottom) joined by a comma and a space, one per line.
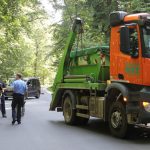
2, 114, 7, 118
12, 120, 16, 125
17, 121, 21, 124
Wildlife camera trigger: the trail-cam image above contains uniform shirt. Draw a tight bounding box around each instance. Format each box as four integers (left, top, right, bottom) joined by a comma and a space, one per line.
11, 79, 27, 95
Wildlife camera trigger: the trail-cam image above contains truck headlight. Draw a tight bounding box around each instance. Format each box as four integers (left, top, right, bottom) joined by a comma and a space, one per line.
143, 102, 150, 112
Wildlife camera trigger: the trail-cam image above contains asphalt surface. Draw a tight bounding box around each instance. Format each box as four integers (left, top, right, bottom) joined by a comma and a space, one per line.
0, 88, 150, 150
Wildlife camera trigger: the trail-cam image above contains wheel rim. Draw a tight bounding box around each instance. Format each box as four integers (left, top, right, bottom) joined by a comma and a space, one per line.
111, 110, 122, 129
64, 97, 72, 122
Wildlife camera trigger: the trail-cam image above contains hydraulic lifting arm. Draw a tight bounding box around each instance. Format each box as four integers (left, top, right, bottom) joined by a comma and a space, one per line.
50, 18, 83, 110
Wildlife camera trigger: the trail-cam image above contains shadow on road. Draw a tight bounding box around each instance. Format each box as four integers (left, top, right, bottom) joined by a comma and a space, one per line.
49, 118, 150, 143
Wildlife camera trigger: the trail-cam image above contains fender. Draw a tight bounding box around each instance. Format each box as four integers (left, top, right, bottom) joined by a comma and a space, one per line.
106, 82, 129, 99
50, 88, 64, 111
104, 82, 129, 121
62, 90, 77, 110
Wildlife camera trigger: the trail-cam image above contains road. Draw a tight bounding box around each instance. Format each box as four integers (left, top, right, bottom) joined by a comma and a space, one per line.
0, 88, 150, 150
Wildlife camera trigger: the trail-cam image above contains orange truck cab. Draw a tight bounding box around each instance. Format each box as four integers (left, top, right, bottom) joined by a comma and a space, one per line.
110, 12, 150, 85
108, 11, 150, 126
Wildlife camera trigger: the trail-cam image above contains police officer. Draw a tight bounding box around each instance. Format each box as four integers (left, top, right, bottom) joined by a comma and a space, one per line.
0, 81, 7, 118
11, 73, 27, 125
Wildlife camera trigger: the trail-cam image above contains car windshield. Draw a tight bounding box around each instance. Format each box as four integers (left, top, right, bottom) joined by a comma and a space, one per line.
142, 24, 150, 57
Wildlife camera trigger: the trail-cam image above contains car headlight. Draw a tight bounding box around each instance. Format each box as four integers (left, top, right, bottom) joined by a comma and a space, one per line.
143, 101, 150, 112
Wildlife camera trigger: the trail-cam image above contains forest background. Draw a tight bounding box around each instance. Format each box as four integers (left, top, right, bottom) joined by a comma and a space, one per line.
0, 0, 149, 85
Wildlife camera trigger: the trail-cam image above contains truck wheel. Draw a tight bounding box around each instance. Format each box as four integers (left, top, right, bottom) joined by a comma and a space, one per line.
63, 95, 76, 125
109, 101, 127, 138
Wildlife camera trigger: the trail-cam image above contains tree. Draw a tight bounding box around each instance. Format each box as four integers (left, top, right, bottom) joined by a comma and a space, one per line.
0, 0, 53, 84
50, 0, 150, 54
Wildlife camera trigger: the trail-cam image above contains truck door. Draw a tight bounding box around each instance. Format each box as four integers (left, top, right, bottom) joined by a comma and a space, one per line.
112, 25, 143, 84
141, 25, 150, 85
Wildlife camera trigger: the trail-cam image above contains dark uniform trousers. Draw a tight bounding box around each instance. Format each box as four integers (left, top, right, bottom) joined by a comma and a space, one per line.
1, 94, 6, 116
12, 93, 24, 122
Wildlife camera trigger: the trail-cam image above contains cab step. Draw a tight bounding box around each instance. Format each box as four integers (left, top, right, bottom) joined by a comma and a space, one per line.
76, 113, 89, 118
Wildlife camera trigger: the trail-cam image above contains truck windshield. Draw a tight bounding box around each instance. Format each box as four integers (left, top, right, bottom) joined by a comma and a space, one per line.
142, 25, 150, 57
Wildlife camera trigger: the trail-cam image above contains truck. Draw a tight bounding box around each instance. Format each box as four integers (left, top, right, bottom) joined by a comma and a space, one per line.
49, 11, 150, 138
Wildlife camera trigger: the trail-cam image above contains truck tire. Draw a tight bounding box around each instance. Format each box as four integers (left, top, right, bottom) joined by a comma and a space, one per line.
108, 101, 128, 138
63, 95, 77, 125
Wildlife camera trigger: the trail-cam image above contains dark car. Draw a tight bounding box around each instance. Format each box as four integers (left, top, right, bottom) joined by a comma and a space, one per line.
5, 77, 41, 99
4, 88, 13, 99
25, 77, 41, 99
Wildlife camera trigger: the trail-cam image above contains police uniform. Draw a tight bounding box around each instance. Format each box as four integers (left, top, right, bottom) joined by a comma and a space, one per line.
11, 79, 27, 124
0, 81, 6, 118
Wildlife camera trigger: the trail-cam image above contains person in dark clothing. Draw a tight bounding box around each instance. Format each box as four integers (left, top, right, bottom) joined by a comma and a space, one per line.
11, 74, 27, 125
0, 81, 7, 118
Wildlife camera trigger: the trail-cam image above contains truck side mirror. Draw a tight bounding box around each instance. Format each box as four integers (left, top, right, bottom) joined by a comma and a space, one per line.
120, 26, 130, 54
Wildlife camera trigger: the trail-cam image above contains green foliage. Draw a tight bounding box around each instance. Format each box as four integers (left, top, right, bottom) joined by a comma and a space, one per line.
0, 0, 149, 85
50, 0, 150, 60
0, 0, 53, 85
120, 0, 150, 12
